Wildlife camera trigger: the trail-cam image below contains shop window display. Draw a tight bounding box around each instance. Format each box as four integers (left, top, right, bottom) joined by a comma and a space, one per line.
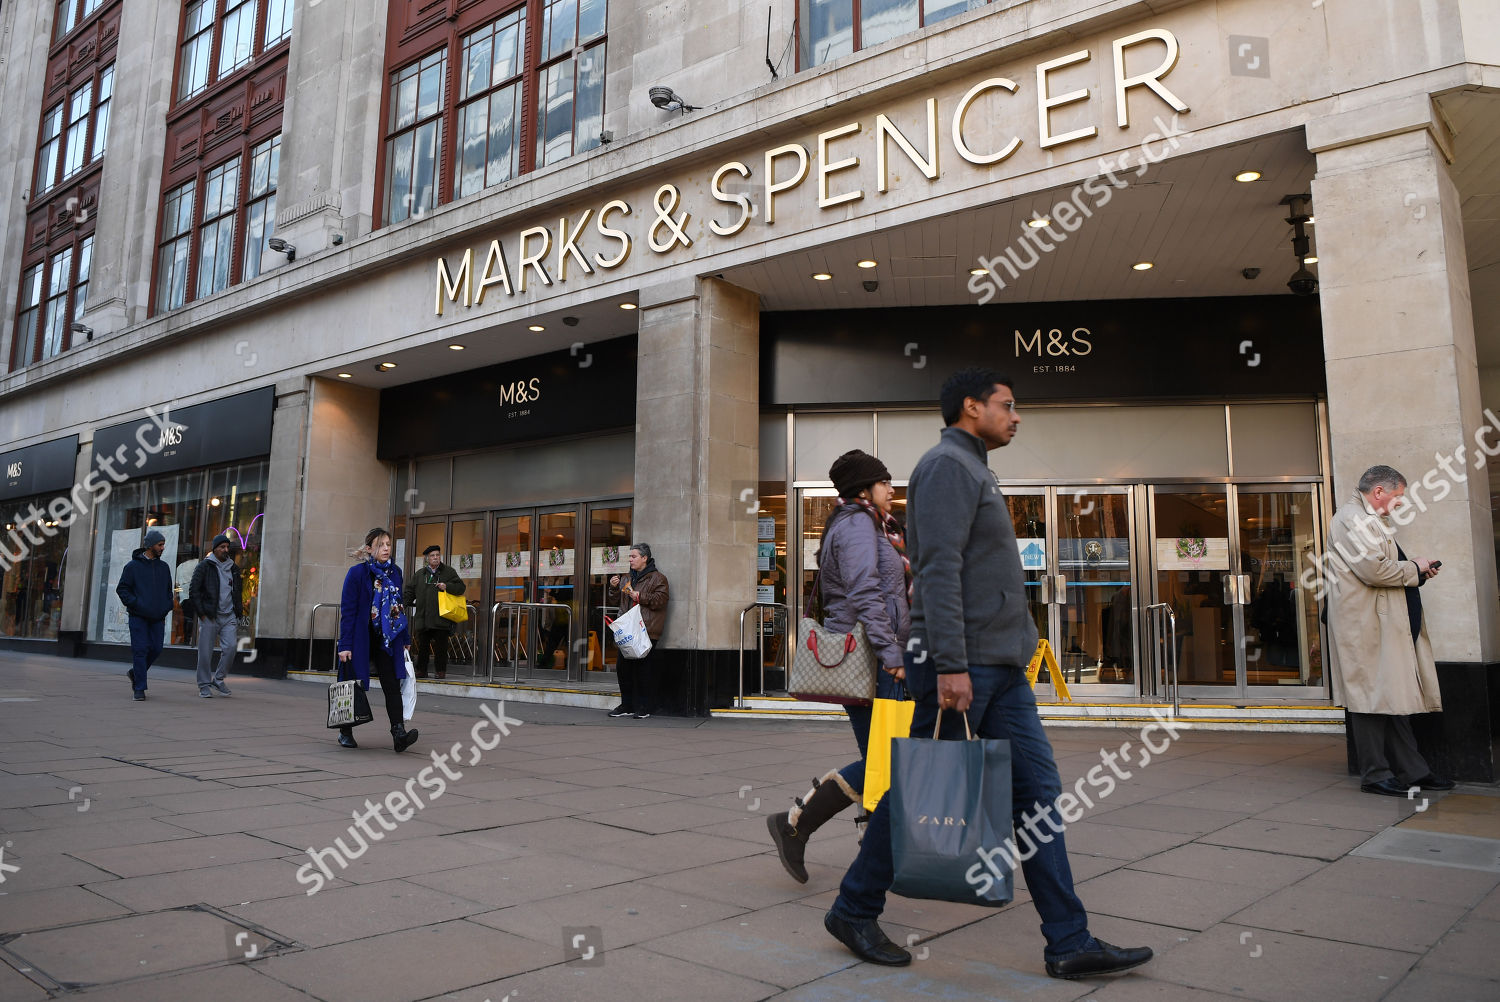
0, 497, 68, 639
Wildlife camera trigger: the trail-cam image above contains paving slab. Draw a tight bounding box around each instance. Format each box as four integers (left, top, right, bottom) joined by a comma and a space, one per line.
1198, 818, 1372, 861
1349, 827, 1500, 873
1124, 843, 1324, 889
405, 852, 648, 909
571, 828, 772, 874
578, 800, 755, 834
1292, 854, 1500, 907
0, 885, 131, 933
427, 944, 780, 1002
0, 962, 48, 1000
1085, 803, 1245, 837
321, 833, 514, 884
1061, 821, 1198, 861
61, 964, 316, 1002
84, 857, 342, 912
469, 877, 748, 949
771, 946, 1095, 1002
228, 877, 490, 946
1415, 917, 1500, 980
643, 854, 846, 910
73, 833, 291, 879
1074, 868, 1271, 931
1381, 969, 1500, 1002
1230, 883, 1466, 952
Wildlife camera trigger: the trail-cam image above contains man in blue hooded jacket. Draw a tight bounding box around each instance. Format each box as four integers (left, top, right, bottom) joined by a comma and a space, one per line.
116, 530, 173, 700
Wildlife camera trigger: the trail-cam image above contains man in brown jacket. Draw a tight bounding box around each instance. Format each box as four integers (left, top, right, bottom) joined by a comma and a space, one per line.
607, 543, 669, 719
1326, 465, 1453, 796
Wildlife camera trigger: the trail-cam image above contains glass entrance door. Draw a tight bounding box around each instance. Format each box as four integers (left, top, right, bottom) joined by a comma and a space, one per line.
1150, 486, 1236, 693
1235, 486, 1325, 696
530, 508, 578, 681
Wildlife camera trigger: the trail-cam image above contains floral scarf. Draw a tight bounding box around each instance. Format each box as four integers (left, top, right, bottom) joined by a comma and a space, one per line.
841, 496, 913, 599
368, 559, 407, 659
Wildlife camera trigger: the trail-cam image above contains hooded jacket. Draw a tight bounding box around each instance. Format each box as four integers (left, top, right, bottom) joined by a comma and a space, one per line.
116, 548, 175, 622
189, 552, 244, 619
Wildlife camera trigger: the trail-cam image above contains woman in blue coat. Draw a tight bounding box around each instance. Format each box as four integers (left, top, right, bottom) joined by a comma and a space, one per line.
337, 527, 417, 752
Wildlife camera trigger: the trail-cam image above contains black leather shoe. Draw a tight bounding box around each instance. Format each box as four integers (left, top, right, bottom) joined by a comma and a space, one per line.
1415, 774, 1455, 791
823, 911, 911, 966
127, 668, 136, 687
1361, 778, 1409, 797
1046, 939, 1153, 979
338, 728, 358, 748
132, 690, 145, 701
392, 725, 419, 753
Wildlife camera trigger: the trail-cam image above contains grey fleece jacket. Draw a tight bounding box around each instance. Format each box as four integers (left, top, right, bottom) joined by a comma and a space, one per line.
819, 507, 911, 669
908, 426, 1038, 672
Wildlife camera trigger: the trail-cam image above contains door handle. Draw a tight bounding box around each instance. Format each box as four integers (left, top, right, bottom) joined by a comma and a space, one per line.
1039, 574, 1052, 605
1053, 574, 1068, 602
1237, 574, 1251, 605
1222, 575, 1236, 605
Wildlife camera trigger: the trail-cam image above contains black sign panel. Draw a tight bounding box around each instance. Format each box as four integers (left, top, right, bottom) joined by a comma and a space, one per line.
92, 386, 276, 479
0, 436, 80, 502
378, 335, 637, 460
761, 296, 1325, 406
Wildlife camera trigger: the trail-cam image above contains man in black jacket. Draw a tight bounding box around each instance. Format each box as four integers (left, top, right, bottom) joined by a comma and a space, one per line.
190, 533, 243, 697
116, 530, 173, 700
822, 368, 1153, 981
403, 545, 465, 679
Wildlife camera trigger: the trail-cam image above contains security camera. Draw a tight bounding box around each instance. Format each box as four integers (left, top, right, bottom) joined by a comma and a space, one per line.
862, 280, 879, 293
563, 316, 580, 327
1287, 265, 1318, 297
1241, 267, 1260, 280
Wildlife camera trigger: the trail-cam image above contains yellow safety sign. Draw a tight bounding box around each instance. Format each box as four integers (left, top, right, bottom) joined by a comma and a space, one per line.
1025, 638, 1073, 701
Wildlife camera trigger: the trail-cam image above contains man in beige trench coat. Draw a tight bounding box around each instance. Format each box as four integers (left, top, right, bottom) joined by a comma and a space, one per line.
1327, 465, 1454, 796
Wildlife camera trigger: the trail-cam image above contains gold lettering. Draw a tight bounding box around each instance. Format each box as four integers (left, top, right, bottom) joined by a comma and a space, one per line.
594, 200, 632, 270
557, 209, 595, 282
474, 240, 513, 305
518, 226, 554, 292
817, 122, 863, 209
1037, 49, 1096, 150
1113, 29, 1188, 129
764, 143, 810, 225
876, 99, 939, 193
952, 79, 1021, 166
434, 248, 473, 316
710, 162, 753, 236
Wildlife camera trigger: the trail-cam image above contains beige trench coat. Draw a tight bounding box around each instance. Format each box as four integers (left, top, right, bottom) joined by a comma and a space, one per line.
1326, 492, 1441, 715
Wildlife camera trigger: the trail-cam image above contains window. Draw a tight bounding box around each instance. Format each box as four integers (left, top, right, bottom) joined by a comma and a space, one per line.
456, 10, 526, 198
36, 105, 63, 194
157, 181, 195, 313
177, 0, 294, 107
799, 0, 985, 68
74, 235, 94, 322
55, 0, 80, 40
535, 0, 607, 168
197, 158, 241, 299
92, 66, 113, 161
243, 135, 279, 281
14, 265, 43, 370
41, 247, 72, 361
385, 50, 446, 224
61, 82, 92, 180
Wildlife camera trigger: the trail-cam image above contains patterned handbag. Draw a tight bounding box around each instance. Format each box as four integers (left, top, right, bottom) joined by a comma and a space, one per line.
327, 678, 374, 729
789, 570, 878, 705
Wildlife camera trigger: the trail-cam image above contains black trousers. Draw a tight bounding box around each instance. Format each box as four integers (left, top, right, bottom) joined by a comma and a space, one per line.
1349, 711, 1431, 785
617, 641, 661, 714
412, 628, 448, 677
347, 634, 404, 729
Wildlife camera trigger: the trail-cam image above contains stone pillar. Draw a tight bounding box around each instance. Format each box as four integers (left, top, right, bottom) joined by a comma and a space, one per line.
269, 0, 389, 262
1310, 99, 1500, 780
251, 379, 308, 672
634, 277, 760, 713
57, 438, 96, 650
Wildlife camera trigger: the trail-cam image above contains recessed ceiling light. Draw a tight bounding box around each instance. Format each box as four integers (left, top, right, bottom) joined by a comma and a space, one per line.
811, 272, 832, 281
1026, 216, 1051, 228
336, 372, 353, 378
619, 302, 637, 310
1132, 261, 1154, 271
856, 259, 877, 269
1234, 170, 1262, 183
379, 361, 397, 369
448, 343, 465, 350
968, 267, 988, 276
1304, 256, 1318, 264
528, 324, 545, 332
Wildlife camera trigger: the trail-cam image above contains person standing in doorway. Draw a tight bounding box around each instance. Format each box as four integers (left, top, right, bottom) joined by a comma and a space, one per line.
116, 529, 173, 701
337, 527, 418, 752
1327, 464, 1453, 796
607, 544, 669, 718
823, 368, 1153, 980
190, 533, 243, 697
403, 544, 465, 679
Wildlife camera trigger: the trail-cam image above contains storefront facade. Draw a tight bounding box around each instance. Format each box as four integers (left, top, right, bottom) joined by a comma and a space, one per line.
0, 1, 1497, 776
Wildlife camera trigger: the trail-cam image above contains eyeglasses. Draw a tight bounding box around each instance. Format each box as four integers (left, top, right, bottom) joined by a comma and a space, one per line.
995, 399, 1017, 413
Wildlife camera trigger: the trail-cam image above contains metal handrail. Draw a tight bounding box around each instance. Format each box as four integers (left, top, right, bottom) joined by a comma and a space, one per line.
1145, 602, 1180, 716
309, 603, 340, 672
737, 601, 789, 708
494, 601, 577, 683
488, 602, 505, 682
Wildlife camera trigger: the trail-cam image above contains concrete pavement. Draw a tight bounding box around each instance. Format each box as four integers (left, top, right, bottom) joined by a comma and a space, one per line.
0, 651, 1497, 1001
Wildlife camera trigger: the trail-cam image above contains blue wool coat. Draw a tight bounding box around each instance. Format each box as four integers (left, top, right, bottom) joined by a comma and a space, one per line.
338, 561, 411, 689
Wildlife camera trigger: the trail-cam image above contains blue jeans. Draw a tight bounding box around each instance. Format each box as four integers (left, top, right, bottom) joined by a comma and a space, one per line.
128, 616, 165, 691
838, 670, 907, 793
831, 656, 1092, 961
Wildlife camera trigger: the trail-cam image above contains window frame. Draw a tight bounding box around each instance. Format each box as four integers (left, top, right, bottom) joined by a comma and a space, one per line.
172, 0, 292, 109
33, 61, 116, 195
533, 0, 608, 170
796, 0, 987, 70
10, 226, 96, 370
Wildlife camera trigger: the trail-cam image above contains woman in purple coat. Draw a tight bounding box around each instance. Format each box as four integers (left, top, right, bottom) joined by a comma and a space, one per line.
768, 450, 911, 882
337, 527, 418, 752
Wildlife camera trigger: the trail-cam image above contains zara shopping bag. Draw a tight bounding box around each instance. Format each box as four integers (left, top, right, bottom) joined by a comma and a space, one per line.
862, 694, 916, 812
327, 678, 374, 729
889, 710, 1014, 907
606, 604, 653, 660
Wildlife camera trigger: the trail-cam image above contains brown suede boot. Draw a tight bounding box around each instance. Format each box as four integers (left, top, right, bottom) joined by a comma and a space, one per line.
766, 770, 857, 883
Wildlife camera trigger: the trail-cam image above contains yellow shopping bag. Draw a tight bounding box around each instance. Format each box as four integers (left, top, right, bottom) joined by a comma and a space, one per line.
863, 696, 916, 812
438, 590, 469, 624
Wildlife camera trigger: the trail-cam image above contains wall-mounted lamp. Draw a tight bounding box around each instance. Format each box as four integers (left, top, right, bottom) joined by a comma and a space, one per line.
71, 321, 93, 341
649, 86, 699, 113
268, 237, 296, 262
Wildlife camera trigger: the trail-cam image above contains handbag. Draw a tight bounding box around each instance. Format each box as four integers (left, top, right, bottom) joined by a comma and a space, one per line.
862, 692, 916, 811
327, 678, 374, 729
438, 590, 468, 623
788, 570, 877, 705
606, 604, 653, 659
889, 710, 1014, 907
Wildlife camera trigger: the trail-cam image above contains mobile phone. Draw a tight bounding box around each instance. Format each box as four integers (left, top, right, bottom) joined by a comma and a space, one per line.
1429, 560, 1442, 570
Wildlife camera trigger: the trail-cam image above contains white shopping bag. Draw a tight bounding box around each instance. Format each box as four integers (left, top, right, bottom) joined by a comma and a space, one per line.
607, 605, 653, 660
401, 649, 417, 721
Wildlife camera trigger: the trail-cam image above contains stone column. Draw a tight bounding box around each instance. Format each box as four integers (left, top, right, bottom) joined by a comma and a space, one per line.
1310, 99, 1499, 780
634, 277, 760, 713
251, 379, 308, 672
268, 0, 389, 262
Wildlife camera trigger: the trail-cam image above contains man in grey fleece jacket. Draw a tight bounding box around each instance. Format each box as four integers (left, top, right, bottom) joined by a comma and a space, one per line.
822, 368, 1153, 981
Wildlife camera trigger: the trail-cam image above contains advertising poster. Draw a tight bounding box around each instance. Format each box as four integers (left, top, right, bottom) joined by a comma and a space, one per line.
540, 547, 574, 577
157, 524, 178, 639
101, 529, 139, 642
498, 550, 530, 575
757, 518, 776, 541
757, 542, 775, 572
592, 545, 625, 575
455, 552, 481, 580
1018, 539, 1047, 571
1156, 537, 1230, 571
